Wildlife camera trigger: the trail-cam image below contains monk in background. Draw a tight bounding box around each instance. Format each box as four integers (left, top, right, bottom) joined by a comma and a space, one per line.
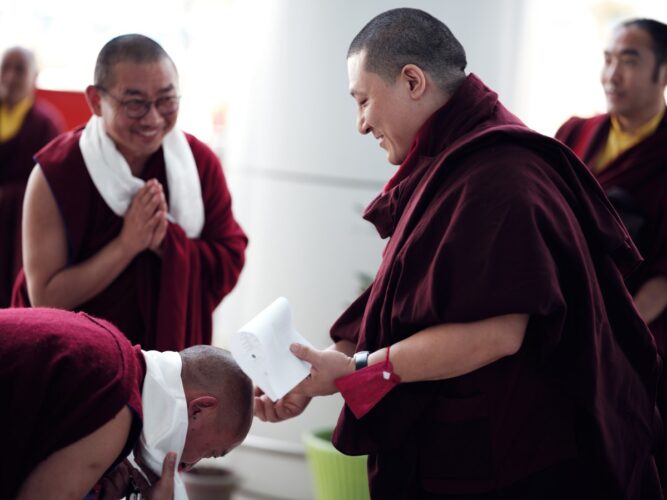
0, 46, 63, 307
556, 19, 667, 355
557, 18, 667, 495
12, 34, 247, 350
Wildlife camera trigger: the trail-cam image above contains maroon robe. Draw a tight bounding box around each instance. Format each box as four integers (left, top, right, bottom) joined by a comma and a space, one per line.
331, 75, 661, 499
0, 307, 144, 498
0, 99, 63, 306
556, 113, 667, 355
11, 129, 247, 350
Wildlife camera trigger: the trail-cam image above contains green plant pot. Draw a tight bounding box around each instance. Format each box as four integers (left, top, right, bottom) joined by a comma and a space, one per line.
303, 428, 370, 500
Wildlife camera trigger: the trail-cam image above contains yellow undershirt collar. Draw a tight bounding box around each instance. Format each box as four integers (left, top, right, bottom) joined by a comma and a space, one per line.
596, 107, 665, 172
0, 96, 34, 142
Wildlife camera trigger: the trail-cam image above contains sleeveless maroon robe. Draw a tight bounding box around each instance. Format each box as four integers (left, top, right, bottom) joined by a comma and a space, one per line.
11, 129, 247, 350
331, 75, 660, 499
0, 307, 144, 498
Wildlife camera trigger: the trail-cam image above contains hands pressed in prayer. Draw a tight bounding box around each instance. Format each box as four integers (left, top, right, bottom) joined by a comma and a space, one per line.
147, 180, 169, 256
120, 179, 168, 257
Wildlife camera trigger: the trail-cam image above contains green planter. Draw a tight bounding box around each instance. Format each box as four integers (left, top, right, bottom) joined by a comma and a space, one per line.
303, 428, 370, 500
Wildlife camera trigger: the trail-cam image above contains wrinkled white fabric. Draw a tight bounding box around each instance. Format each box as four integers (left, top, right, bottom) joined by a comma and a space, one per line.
134, 349, 189, 499
78, 115, 204, 238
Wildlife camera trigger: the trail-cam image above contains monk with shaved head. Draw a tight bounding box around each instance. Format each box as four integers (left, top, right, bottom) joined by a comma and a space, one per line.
0, 307, 253, 499
11, 34, 247, 353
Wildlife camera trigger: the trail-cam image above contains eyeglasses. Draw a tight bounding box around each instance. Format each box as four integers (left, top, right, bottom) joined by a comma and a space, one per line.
97, 86, 180, 119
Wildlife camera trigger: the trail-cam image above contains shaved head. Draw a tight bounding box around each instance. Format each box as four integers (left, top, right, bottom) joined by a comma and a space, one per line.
348, 8, 467, 94
180, 345, 253, 441
94, 34, 177, 89
0, 46, 37, 107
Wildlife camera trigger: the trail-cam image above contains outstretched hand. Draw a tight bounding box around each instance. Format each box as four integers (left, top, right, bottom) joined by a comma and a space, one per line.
253, 344, 355, 422
289, 343, 355, 397
254, 385, 312, 422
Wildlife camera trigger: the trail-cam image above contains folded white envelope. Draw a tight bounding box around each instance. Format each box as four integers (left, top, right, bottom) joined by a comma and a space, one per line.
230, 297, 313, 401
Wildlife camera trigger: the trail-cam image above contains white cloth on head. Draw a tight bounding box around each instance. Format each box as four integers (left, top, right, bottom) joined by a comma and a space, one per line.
78, 115, 204, 238
133, 349, 189, 500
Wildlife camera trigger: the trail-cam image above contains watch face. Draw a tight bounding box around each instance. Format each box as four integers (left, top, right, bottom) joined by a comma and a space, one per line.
354, 351, 370, 370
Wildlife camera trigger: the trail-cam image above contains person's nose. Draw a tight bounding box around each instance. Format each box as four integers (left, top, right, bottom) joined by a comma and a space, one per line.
357, 110, 371, 135
603, 59, 621, 85
140, 101, 166, 125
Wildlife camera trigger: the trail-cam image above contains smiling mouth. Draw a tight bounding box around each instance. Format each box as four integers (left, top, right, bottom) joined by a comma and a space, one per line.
136, 129, 160, 138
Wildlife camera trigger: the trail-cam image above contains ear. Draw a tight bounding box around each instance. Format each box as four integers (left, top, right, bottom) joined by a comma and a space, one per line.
400, 64, 427, 99
84, 84, 103, 116
659, 62, 667, 88
187, 395, 219, 422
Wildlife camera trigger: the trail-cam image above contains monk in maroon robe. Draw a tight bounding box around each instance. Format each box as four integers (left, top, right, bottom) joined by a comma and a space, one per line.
556, 19, 667, 356
557, 19, 667, 496
255, 9, 662, 499
0, 47, 63, 307
1, 307, 253, 499
11, 34, 247, 351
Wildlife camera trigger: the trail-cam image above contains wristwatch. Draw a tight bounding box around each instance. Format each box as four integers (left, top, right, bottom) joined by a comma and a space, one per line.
353, 350, 370, 370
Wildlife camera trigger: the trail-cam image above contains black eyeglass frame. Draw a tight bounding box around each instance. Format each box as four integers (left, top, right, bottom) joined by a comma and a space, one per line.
96, 85, 181, 119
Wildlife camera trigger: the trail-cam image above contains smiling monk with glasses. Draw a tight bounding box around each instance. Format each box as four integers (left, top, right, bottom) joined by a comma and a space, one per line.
12, 32, 248, 375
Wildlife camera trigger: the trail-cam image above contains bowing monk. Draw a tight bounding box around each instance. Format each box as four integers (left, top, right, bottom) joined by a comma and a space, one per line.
556, 19, 667, 355
255, 8, 662, 499
0, 307, 253, 499
0, 46, 63, 307
12, 34, 247, 350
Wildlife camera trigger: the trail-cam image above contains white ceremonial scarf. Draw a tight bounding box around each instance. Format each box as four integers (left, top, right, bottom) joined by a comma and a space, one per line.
78, 115, 204, 238
131, 350, 189, 499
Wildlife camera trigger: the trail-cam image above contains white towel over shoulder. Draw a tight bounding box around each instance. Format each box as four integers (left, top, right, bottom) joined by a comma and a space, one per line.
78, 115, 204, 238
132, 350, 189, 499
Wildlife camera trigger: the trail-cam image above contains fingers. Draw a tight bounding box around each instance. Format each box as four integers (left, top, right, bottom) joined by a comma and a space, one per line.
254, 394, 273, 421
149, 214, 168, 252
129, 180, 166, 217
121, 180, 168, 255
254, 394, 284, 422
254, 392, 312, 422
290, 343, 317, 363
161, 452, 177, 482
